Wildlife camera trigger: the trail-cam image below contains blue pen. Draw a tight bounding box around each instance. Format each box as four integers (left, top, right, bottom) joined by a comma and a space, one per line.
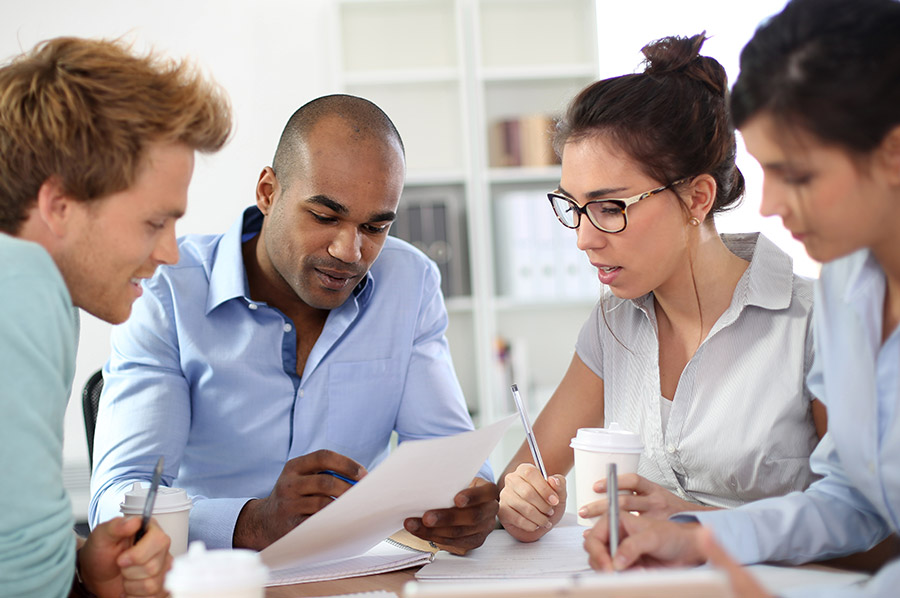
320, 470, 357, 486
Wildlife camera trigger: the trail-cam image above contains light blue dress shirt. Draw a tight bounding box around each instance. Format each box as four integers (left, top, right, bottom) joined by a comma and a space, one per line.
681, 249, 900, 597
0, 234, 79, 598
89, 207, 491, 549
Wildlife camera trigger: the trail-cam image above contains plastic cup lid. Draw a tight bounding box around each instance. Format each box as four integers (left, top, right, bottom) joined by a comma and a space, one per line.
569, 423, 643, 453
120, 482, 193, 514
165, 541, 269, 592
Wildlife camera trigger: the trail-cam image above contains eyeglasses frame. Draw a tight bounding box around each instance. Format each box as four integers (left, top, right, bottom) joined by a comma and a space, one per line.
547, 177, 692, 234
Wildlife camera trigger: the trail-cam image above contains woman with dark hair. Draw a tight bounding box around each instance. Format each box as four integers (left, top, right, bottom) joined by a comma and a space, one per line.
583, 1, 900, 596
498, 33, 825, 543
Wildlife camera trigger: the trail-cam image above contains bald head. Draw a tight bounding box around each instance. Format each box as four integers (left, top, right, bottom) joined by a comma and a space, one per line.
272, 94, 405, 185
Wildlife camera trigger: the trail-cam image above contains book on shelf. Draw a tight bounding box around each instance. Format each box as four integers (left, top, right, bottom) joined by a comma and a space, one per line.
488, 114, 560, 168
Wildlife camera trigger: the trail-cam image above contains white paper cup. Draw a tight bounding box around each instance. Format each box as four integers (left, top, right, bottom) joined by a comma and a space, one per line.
120, 482, 193, 556
165, 541, 268, 598
570, 424, 643, 526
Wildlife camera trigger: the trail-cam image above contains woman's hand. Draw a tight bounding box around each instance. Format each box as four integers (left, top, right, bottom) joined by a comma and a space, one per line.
579, 473, 716, 521
498, 463, 567, 542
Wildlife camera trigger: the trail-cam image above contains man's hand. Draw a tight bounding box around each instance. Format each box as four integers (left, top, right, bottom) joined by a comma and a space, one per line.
79, 517, 172, 598
404, 477, 499, 555
233, 449, 366, 550
583, 511, 706, 571
579, 473, 716, 521
498, 463, 567, 542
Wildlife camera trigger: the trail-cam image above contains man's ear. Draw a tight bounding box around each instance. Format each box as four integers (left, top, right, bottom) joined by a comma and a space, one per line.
684, 173, 717, 223
256, 167, 279, 215
35, 177, 74, 238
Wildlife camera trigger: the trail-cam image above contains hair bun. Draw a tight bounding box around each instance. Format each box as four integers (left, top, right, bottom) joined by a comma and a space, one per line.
642, 33, 728, 97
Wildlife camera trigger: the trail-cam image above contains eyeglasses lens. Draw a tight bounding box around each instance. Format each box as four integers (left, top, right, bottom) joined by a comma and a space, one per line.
586, 201, 625, 232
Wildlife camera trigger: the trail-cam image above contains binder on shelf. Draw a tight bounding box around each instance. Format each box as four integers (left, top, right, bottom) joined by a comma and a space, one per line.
391, 186, 470, 298
493, 189, 601, 303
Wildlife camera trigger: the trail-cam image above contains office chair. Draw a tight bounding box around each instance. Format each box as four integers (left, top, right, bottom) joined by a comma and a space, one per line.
82, 369, 104, 472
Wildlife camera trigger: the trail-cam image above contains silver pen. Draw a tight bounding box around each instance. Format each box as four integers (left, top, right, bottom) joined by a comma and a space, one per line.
608, 462, 619, 558
510, 384, 547, 479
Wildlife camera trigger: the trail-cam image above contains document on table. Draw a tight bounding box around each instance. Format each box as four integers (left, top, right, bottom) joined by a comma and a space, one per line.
406, 570, 731, 597
748, 563, 870, 594
412, 521, 871, 596
260, 415, 517, 571
414, 525, 729, 597
416, 523, 591, 580
267, 539, 433, 586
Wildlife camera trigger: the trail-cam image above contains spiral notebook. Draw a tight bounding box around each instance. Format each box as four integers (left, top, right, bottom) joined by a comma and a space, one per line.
267, 531, 437, 586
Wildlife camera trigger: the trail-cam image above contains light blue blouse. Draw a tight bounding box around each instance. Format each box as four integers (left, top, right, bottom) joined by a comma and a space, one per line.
688, 249, 900, 597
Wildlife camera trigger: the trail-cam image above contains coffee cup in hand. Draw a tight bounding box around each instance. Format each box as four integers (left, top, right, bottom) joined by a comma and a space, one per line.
120, 482, 193, 556
569, 424, 642, 526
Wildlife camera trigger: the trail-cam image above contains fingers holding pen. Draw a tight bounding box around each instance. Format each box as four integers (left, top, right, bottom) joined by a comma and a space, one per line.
499, 467, 566, 541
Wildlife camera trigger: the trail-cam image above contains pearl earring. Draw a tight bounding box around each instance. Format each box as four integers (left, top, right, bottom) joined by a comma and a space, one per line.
689, 217, 701, 226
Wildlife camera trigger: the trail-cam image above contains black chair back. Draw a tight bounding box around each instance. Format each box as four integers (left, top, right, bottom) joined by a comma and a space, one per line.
82, 369, 104, 471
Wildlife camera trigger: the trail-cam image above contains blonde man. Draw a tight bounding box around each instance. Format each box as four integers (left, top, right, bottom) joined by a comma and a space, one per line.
0, 37, 231, 598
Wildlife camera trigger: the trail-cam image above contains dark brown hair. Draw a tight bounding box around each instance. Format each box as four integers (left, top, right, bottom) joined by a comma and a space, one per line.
731, 0, 900, 153
555, 33, 744, 219
0, 36, 232, 233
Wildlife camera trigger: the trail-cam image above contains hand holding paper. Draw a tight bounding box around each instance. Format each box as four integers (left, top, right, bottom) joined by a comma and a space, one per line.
405, 476, 500, 554
261, 415, 516, 571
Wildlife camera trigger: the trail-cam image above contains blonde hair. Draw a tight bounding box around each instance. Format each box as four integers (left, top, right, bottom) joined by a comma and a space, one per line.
0, 36, 233, 233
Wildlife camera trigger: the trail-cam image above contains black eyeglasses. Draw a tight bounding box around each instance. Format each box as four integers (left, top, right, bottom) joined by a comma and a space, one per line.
547, 178, 691, 234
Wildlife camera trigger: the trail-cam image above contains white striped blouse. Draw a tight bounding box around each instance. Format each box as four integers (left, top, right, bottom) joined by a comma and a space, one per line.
575, 233, 819, 508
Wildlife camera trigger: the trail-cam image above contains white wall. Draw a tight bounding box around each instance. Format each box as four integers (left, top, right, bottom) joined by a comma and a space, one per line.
2, 0, 808, 519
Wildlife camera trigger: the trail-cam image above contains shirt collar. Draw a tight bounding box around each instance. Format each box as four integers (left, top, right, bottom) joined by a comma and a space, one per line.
843, 248, 883, 306
206, 206, 374, 314
725, 232, 795, 311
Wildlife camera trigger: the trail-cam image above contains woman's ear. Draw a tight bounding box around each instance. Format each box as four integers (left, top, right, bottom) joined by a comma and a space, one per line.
875, 124, 900, 186
684, 174, 717, 223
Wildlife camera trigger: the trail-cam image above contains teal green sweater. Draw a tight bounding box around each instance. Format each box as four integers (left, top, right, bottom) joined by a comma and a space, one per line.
0, 233, 79, 598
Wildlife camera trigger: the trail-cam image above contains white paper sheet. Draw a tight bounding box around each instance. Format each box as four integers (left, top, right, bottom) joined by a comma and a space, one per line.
261, 415, 517, 570
413, 520, 871, 596
749, 563, 870, 594
405, 570, 731, 598
416, 523, 591, 579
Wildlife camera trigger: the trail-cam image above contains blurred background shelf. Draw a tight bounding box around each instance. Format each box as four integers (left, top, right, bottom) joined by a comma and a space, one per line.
331, 0, 600, 470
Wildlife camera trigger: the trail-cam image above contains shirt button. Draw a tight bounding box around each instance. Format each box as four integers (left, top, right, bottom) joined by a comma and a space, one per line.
667, 445, 676, 454
284, 323, 292, 332
868, 462, 876, 473
299, 389, 305, 398
248, 303, 258, 310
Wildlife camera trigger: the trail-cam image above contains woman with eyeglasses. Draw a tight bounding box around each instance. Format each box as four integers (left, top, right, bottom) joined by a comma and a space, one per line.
497, 33, 826, 543
581, 1, 900, 595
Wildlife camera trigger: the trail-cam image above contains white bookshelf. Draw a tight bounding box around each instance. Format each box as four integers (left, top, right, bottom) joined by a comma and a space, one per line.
330, 0, 600, 468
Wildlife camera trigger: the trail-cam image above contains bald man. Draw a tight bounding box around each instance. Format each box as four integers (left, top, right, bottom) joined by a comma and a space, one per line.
89, 95, 497, 555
